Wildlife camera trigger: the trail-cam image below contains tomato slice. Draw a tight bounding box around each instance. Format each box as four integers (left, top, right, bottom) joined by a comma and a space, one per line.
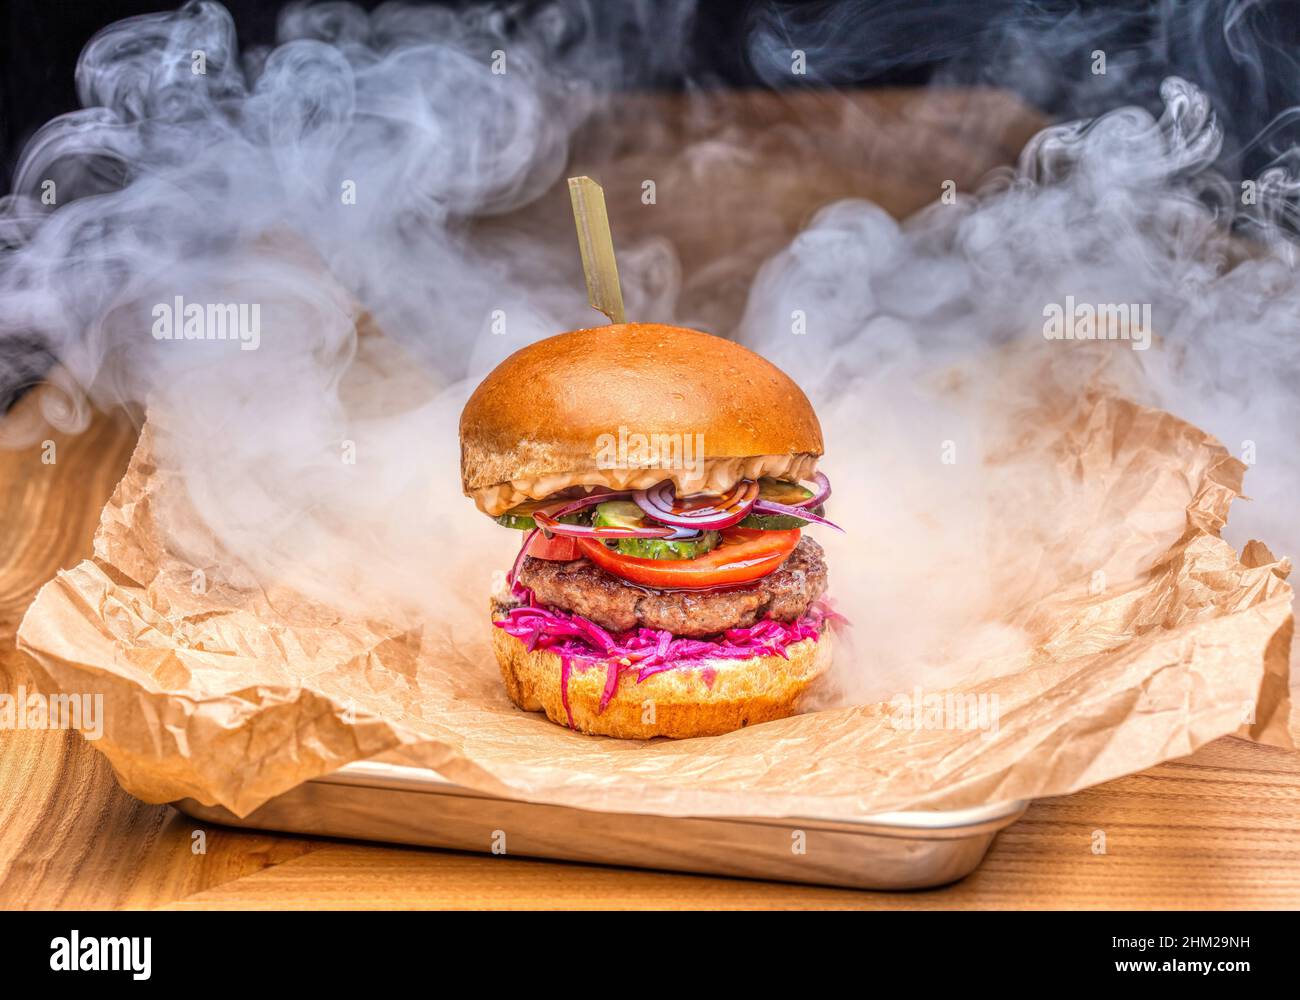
575, 528, 800, 590
525, 532, 581, 561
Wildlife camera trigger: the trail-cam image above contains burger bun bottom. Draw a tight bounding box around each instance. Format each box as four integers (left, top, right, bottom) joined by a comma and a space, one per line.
490, 616, 832, 739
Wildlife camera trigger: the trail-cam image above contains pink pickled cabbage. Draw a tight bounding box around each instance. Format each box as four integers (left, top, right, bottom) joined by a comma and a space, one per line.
494, 599, 845, 728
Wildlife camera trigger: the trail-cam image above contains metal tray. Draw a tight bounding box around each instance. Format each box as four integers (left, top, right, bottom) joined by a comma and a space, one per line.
175, 760, 1026, 890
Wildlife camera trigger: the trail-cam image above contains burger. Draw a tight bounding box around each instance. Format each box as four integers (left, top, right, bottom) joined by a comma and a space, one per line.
459, 322, 839, 739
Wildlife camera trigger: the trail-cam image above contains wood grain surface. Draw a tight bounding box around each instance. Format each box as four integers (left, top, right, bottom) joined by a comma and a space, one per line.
2, 89, 1299, 910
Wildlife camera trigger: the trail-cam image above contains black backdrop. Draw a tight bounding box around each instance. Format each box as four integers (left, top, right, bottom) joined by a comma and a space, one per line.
5, 0, 1300, 189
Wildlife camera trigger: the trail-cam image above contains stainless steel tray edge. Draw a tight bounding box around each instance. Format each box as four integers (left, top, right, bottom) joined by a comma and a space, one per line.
175, 760, 1027, 891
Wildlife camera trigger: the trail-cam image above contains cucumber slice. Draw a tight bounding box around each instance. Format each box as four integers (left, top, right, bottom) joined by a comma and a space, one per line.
591, 500, 645, 531
757, 477, 816, 505
496, 512, 540, 530
738, 479, 822, 528
592, 500, 720, 559
613, 531, 720, 560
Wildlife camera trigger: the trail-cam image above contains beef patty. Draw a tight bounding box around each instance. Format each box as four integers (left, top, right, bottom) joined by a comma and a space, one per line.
511, 537, 828, 638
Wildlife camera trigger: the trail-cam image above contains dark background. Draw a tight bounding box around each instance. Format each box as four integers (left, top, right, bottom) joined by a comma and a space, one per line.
4, 0, 1300, 190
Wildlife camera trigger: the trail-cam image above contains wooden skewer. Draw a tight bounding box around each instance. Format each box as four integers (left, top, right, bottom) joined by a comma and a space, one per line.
567, 175, 626, 325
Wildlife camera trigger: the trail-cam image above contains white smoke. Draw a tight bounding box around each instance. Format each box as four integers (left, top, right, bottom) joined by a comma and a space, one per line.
0, 0, 692, 628
2, 1, 1297, 705
739, 76, 1300, 698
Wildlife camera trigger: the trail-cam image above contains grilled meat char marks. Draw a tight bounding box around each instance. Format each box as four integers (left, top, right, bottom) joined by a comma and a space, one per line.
513, 537, 828, 638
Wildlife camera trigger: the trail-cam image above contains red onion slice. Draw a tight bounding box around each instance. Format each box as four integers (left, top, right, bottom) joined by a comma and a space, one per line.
633, 479, 759, 530
540, 490, 633, 518
750, 498, 844, 531
791, 471, 832, 509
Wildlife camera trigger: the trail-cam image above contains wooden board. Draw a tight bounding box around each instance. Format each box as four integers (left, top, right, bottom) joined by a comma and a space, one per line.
2, 88, 1299, 909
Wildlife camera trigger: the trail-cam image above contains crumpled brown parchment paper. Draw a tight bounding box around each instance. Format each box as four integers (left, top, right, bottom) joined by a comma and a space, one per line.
15, 390, 1294, 820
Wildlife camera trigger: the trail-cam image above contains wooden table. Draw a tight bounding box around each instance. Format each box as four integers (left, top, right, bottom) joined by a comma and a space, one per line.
2, 89, 1299, 909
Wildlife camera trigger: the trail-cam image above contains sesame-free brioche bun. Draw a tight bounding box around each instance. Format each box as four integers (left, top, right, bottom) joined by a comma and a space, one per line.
461, 323, 824, 516
490, 615, 833, 739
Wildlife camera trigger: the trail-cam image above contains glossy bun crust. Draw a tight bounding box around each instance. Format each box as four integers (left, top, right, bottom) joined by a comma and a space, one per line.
460, 323, 824, 509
